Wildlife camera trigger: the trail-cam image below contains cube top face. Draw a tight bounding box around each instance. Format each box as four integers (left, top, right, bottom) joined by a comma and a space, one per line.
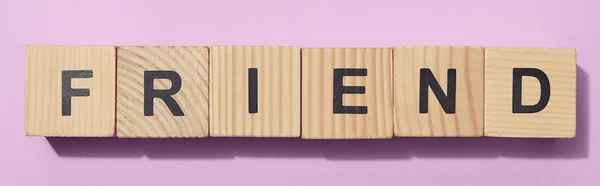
210, 46, 301, 137
116, 46, 209, 138
301, 48, 394, 139
484, 47, 577, 138
393, 46, 484, 137
25, 45, 116, 137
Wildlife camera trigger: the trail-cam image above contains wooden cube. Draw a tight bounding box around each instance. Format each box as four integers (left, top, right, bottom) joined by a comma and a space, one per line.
210, 46, 301, 137
393, 46, 484, 137
116, 46, 209, 138
25, 45, 116, 137
484, 47, 577, 138
301, 48, 393, 139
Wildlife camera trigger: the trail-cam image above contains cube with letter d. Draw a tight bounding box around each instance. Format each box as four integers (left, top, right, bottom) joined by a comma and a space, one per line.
484, 47, 577, 138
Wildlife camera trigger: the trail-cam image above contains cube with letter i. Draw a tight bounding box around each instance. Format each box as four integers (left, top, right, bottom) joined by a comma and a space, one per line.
209, 46, 301, 137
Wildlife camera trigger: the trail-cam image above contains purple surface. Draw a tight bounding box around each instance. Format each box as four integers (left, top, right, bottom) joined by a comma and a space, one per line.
0, 0, 597, 185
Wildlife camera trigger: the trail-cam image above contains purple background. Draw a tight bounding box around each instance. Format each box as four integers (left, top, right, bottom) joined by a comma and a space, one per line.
1, 0, 597, 185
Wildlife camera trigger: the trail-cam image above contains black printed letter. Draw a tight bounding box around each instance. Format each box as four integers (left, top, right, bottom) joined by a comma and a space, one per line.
62, 70, 93, 116
419, 68, 456, 114
333, 68, 368, 114
248, 68, 258, 113
144, 71, 184, 116
512, 68, 550, 113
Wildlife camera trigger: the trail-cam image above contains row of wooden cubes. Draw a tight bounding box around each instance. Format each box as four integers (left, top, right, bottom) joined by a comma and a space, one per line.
24, 45, 577, 139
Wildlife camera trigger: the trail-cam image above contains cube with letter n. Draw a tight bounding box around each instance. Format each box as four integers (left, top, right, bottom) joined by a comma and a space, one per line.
393, 46, 484, 137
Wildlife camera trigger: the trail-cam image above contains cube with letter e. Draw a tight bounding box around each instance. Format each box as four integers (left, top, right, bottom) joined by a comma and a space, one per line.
301, 48, 394, 139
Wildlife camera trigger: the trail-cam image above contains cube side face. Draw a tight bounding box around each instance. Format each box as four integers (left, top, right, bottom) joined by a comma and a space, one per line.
25, 45, 116, 137
484, 48, 577, 138
116, 46, 209, 138
393, 46, 484, 137
301, 48, 394, 139
209, 46, 301, 137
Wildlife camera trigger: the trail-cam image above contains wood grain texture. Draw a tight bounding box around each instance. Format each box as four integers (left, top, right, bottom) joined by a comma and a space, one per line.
302, 48, 393, 139
116, 46, 209, 138
484, 47, 577, 138
25, 45, 116, 137
394, 46, 484, 137
210, 46, 300, 137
